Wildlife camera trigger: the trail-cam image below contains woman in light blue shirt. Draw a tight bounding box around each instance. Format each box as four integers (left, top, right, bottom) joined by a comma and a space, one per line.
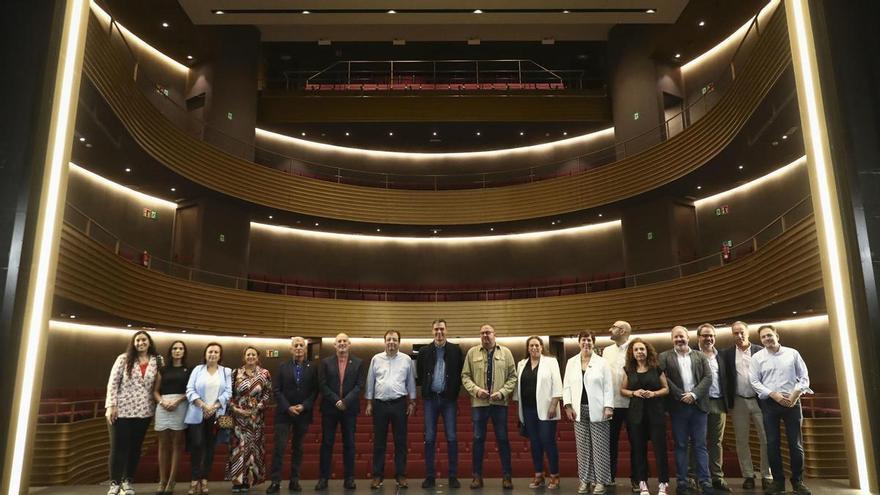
185, 342, 232, 495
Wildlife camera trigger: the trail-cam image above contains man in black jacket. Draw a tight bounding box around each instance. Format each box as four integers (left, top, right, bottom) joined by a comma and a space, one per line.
267, 337, 318, 493
315, 333, 364, 491
415, 319, 463, 488
695, 323, 731, 492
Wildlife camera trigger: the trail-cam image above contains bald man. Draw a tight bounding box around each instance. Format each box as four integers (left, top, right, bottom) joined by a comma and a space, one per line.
268, 337, 318, 493
315, 333, 364, 491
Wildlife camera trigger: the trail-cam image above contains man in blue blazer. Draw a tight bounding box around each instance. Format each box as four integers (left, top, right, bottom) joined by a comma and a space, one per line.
267, 337, 318, 493
315, 333, 364, 491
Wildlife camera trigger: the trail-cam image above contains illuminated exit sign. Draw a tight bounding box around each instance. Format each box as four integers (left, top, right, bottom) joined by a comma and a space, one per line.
143, 208, 159, 220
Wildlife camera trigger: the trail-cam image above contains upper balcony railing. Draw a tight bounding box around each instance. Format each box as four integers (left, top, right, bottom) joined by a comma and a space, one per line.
62, 195, 813, 302
89, 2, 776, 191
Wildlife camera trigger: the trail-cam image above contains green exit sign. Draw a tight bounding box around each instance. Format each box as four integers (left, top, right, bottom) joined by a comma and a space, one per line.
142, 208, 158, 220
647, 231, 654, 240
219, 234, 225, 242
715, 205, 730, 216
633, 112, 640, 120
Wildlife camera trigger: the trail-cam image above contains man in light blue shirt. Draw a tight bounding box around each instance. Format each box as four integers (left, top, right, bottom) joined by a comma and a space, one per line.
365, 329, 417, 489
749, 324, 812, 495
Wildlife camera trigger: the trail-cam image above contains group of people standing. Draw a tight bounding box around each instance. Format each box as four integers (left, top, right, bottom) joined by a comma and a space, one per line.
104, 318, 812, 495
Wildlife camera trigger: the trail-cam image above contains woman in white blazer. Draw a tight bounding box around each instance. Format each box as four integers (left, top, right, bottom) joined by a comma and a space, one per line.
563, 331, 614, 495
185, 342, 233, 495
515, 336, 563, 489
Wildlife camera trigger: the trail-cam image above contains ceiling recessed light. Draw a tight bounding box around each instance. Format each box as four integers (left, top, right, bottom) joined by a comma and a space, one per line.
696, 185, 702, 190
562, 10, 570, 14
519, 131, 524, 136
376, 228, 381, 232
78, 137, 85, 142
214, 10, 224, 15
186, 55, 193, 60
170, 187, 176, 192
563, 131, 568, 136
490, 227, 494, 231
344, 131, 350, 136
782, 135, 788, 140
301, 132, 306, 136
432, 229, 438, 234
387, 9, 396, 14
124, 167, 131, 172
388, 131, 394, 136
476, 131, 481, 136
69, 315, 76, 319
698, 20, 705, 27
268, 215, 273, 219
646, 9, 656, 14
302, 10, 310, 14
473, 9, 483, 14
126, 324, 132, 328
161, 21, 169, 28
314, 222, 319, 226
432, 131, 437, 136
738, 165, 744, 170
792, 311, 798, 315
674, 53, 681, 59
598, 213, 603, 217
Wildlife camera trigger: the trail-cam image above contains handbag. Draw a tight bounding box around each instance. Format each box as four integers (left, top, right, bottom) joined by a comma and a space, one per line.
214, 368, 237, 429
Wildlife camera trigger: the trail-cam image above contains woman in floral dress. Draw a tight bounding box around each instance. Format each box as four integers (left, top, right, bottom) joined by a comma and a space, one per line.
226, 346, 272, 491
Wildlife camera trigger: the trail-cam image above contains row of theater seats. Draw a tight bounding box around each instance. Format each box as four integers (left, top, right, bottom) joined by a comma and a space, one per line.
303, 82, 566, 92
246, 273, 627, 301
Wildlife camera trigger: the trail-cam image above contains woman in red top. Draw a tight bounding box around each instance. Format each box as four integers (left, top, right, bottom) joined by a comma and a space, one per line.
105, 330, 161, 495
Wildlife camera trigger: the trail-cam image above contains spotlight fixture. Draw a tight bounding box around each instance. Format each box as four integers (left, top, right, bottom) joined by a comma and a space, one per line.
214, 10, 224, 15
170, 187, 176, 192
432, 229, 438, 234
674, 53, 681, 59
376, 228, 381, 232
646, 9, 656, 14
69, 315, 76, 319
126, 324, 132, 328
519, 131, 524, 136
738, 165, 744, 170
268, 215, 273, 219
475, 131, 481, 136
301, 132, 306, 136
473, 9, 483, 14
490, 227, 494, 231
696, 185, 702, 190
792, 311, 798, 315
302, 10, 310, 14
124, 167, 131, 172
432, 131, 437, 136
698, 20, 705, 27
387, 9, 396, 14
186, 55, 193, 60
562, 10, 570, 14
181, 330, 187, 333
388, 131, 394, 136
242, 334, 248, 338
314, 222, 319, 226
782, 134, 789, 140
161, 21, 169, 28
344, 131, 350, 136
78, 137, 85, 142
598, 213, 603, 217
563, 131, 568, 136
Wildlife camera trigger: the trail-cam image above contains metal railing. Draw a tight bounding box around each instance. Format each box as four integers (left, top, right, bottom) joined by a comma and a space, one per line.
91, 2, 775, 190
63, 195, 812, 302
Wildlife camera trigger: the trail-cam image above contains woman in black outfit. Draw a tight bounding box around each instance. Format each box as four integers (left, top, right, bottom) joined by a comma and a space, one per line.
153, 341, 191, 495
620, 338, 670, 495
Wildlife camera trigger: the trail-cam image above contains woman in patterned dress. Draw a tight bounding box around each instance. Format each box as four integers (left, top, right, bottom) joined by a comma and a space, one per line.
226, 346, 272, 492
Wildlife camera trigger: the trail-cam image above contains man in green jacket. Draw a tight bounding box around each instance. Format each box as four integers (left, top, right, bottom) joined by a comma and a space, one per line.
461, 324, 517, 489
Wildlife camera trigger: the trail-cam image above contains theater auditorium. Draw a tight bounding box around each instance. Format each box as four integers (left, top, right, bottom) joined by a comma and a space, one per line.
2, 0, 879, 494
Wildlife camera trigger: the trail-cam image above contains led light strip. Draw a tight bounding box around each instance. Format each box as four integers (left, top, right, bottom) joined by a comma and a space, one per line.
682, 0, 780, 72
787, 0, 871, 490
7, 1, 88, 493
693, 155, 806, 207
69, 162, 177, 208
256, 126, 615, 160
251, 219, 621, 244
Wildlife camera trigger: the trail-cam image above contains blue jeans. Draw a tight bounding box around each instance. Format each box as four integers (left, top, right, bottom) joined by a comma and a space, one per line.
522, 405, 559, 474
424, 395, 459, 478
671, 404, 709, 484
472, 405, 512, 477
759, 399, 805, 483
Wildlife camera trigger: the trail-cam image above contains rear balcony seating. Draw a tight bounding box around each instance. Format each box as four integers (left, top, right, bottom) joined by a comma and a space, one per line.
302, 81, 566, 92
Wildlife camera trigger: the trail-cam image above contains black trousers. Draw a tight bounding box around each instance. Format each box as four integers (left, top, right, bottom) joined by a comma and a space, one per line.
629, 419, 669, 483
188, 420, 218, 480
372, 398, 408, 479
108, 417, 151, 482
610, 407, 634, 481
270, 419, 310, 482
319, 409, 357, 480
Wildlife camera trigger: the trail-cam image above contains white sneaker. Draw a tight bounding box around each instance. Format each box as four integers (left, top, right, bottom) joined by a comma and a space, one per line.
106, 481, 121, 495
121, 479, 135, 495
593, 484, 607, 494
658, 482, 669, 495
638, 481, 650, 495
578, 482, 591, 494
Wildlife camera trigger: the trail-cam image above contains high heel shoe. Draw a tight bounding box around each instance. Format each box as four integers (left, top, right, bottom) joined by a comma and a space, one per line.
187, 481, 200, 495
163, 481, 176, 494
200, 480, 209, 495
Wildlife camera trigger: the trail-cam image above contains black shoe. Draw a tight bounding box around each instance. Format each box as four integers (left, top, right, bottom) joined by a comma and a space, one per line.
266, 482, 281, 494
764, 480, 785, 495
699, 481, 715, 495
343, 479, 357, 490
677, 481, 692, 494
314, 479, 328, 491
449, 477, 461, 488
761, 478, 772, 491
791, 480, 811, 495
742, 477, 755, 489
422, 478, 436, 488
288, 479, 301, 492
712, 479, 731, 492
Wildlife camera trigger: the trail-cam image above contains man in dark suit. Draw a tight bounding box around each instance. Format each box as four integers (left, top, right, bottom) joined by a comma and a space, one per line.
694, 324, 731, 492
720, 321, 771, 490
659, 326, 714, 495
315, 333, 364, 491
267, 337, 318, 493
415, 319, 464, 489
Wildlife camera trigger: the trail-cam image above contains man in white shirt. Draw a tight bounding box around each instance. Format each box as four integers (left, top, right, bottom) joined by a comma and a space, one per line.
601, 320, 637, 491
695, 324, 730, 492
749, 325, 812, 495
719, 321, 771, 490
365, 330, 417, 489
659, 326, 714, 495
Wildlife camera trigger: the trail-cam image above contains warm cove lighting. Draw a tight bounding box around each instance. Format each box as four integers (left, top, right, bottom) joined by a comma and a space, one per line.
69, 163, 178, 209
682, 0, 779, 73
788, 0, 872, 490
256, 126, 615, 161
88, 1, 189, 74
251, 219, 621, 244
693, 155, 806, 208
7, 1, 88, 493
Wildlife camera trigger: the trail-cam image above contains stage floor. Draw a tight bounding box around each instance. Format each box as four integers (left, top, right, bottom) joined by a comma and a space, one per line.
29, 478, 859, 494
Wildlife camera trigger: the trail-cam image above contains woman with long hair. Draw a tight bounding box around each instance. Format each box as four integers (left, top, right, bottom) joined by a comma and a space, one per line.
225, 346, 272, 492
105, 330, 160, 495
153, 340, 191, 495
515, 336, 563, 489
562, 331, 614, 495
621, 338, 670, 495
185, 343, 232, 495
